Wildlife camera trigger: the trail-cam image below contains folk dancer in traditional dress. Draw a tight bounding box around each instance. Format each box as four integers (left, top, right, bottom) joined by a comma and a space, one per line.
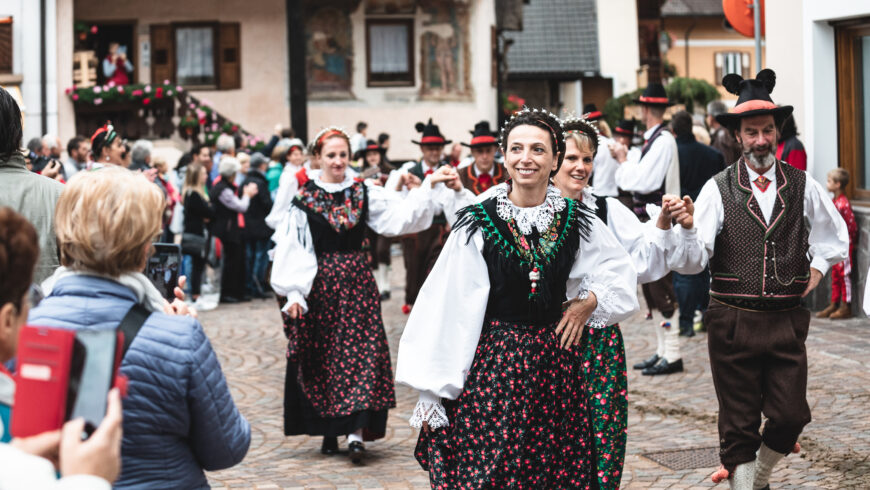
270, 127, 458, 463
385, 119, 454, 313
612, 83, 685, 375
354, 140, 396, 299
456, 121, 508, 195
553, 115, 704, 488
396, 108, 639, 488
676, 70, 849, 489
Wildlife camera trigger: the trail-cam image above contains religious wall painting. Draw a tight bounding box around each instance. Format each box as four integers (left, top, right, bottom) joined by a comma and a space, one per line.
365, 0, 416, 15
418, 2, 472, 101
306, 7, 354, 99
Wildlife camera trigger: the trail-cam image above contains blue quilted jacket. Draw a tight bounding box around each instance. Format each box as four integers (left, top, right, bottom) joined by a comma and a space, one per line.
28, 275, 250, 489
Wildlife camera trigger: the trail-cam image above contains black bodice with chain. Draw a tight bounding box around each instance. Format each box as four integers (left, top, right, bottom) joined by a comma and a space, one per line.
453, 195, 593, 324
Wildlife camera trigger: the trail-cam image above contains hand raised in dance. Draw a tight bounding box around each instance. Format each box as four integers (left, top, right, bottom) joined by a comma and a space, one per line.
398, 173, 422, 191
429, 166, 462, 191
555, 292, 598, 349
658, 195, 694, 230
286, 302, 304, 319
609, 142, 628, 163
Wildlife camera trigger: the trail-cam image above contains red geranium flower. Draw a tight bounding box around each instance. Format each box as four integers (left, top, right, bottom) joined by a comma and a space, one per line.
143, 97, 151, 105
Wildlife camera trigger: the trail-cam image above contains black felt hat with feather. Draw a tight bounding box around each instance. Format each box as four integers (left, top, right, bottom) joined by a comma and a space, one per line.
715, 69, 793, 130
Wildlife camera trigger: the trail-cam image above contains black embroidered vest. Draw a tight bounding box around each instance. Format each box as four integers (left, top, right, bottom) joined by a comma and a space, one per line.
292, 180, 369, 255
710, 160, 809, 311
453, 196, 593, 324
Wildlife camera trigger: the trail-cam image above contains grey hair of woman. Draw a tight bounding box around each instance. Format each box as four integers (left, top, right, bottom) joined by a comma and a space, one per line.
218, 155, 241, 178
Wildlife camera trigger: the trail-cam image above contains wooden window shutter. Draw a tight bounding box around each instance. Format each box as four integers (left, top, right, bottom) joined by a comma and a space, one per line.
218, 23, 241, 90
0, 18, 12, 74
150, 24, 174, 85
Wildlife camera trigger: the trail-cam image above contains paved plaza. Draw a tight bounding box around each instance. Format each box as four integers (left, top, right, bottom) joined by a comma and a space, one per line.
204, 260, 870, 489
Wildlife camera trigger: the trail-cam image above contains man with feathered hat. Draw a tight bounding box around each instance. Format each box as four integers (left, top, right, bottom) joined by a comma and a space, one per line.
679, 69, 849, 489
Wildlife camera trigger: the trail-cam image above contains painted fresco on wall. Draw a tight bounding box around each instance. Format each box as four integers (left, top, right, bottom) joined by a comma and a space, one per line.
365, 0, 416, 14
306, 7, 354, 98
419, 2, 472, 100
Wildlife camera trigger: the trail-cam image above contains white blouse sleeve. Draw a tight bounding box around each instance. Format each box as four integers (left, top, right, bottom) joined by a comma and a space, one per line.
395, 226, 490, 429
264, 166, 300, 229
605, 197, 706, 282
804, 177, 850, 274
614, 134, 674, 194
431, 184, 476, 226
269, 207, 317, 313
566, 215, 640, 328
365, 178, 441, 236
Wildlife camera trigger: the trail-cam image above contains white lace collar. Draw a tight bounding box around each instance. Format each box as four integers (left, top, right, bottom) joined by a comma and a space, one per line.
314, 170, 356, 192
580, 185, 596, 211
494, 183, 566, 235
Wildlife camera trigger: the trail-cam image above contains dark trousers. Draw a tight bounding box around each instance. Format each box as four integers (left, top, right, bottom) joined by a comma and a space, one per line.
641, 273, 676, 317
366, 229, 392, 269
704, 301, 812, 468
221, 240, 247, 300
673, 269, 710, 334
401, 223, 447, 305
245, 238, 270, 294
190, 254, 206, 296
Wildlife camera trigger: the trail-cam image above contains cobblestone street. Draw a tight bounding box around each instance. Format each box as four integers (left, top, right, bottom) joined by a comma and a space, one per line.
203, 259, 870, 489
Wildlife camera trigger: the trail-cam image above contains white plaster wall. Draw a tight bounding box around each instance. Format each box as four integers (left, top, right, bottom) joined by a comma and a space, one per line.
307, 0, 498, 160
767, 0, 870, 183
596, 0, 639, 97
1, 0, 60, 143
72, 0, 290, 138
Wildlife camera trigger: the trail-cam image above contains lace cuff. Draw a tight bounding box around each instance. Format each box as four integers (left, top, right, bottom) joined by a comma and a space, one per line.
409, 392, 449, 429
579, 281, 618, 329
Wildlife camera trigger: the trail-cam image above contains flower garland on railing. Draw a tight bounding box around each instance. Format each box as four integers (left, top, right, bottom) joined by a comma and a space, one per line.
65, 80, 265, 152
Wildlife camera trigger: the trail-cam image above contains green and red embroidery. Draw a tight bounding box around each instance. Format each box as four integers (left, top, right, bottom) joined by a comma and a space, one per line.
294, 181, 365, 233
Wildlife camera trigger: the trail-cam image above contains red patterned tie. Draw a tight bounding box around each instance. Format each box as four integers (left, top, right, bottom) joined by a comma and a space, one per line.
753, 175, 771, 192
424, 168, 434, 177
478, 172, 492, 190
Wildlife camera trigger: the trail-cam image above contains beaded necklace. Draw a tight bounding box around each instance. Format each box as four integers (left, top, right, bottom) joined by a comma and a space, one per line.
504, 204, 565, 300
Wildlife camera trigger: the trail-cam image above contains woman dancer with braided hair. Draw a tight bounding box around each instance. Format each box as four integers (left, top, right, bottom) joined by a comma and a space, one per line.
554, 115, 702, 488
396, 108, 639, 488
270, 127, 457, 463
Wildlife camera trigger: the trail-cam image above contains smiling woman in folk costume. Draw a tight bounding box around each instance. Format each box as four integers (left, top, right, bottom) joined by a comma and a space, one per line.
396, 108, 639, 488
456, 121, 508, 195
553, 115, 703, 488
269, 127, 456, 463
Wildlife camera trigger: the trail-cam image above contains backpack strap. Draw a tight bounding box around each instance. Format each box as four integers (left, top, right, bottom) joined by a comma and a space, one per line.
118, 304, 151, 359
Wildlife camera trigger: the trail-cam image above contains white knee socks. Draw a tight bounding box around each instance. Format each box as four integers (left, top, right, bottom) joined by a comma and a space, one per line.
662, 322, 681, 362
753, 443, 785, 489
729, 461, 756, 490
655, 319, 665, 358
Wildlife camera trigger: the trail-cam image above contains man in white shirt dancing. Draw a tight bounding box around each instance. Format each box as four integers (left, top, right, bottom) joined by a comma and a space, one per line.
679, 70, 849, 490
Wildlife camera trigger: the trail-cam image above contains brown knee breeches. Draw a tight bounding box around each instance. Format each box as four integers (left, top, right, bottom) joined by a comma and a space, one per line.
704, 300, 812, 467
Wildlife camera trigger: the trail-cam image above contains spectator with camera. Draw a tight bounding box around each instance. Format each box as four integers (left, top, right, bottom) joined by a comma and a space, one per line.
30, 167, 250, 488
0, 206, 123, 489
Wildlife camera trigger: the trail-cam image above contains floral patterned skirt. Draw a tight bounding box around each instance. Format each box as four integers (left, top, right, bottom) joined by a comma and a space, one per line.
579, 324, 628, 489
415, 318, 593, 489
279, 251, 396, 439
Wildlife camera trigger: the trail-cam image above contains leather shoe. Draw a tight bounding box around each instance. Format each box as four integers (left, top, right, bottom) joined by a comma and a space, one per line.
380, 291, 391, 301
220, 296, 241, 304
642, 358, 684, 375
348, 440, 365, 464
321, 436, 338, 455
632, 354, 660, 370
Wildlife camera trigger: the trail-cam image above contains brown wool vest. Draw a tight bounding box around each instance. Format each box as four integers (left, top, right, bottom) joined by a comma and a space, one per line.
710, 160, 809, 311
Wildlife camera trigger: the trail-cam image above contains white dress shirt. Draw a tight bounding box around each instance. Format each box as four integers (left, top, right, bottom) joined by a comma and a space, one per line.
614, 124, 681, 196
679, 161, 849, 275
591, 135, 620, 197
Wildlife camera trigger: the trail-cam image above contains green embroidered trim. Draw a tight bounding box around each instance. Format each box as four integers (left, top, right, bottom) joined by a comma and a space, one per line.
468, 198, 577, 268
